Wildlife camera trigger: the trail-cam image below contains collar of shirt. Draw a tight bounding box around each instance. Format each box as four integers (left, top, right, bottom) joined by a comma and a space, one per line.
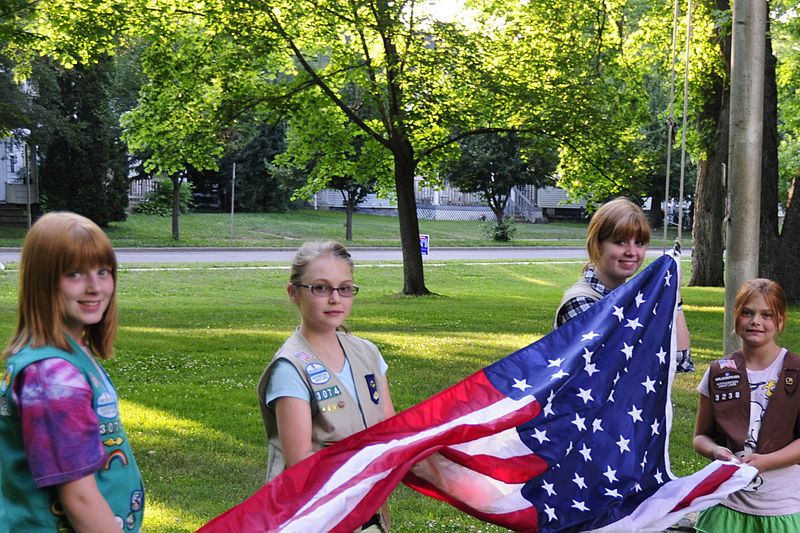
584, 267, 612, 297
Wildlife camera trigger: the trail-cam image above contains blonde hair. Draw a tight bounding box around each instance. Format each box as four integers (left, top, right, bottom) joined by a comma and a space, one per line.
289, 241, 354, 286
734, 278, 787, 335
586, 198, 651, 268
4, 212, 118, 359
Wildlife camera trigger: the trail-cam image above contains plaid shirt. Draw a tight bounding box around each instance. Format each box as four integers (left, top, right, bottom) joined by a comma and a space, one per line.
556, 268, 694, 373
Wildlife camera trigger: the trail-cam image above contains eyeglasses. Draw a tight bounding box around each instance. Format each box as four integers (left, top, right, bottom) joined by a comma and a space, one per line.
293, 283, 359, 297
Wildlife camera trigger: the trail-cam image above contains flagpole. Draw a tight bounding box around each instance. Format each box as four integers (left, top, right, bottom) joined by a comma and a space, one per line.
723, 0, 765, 354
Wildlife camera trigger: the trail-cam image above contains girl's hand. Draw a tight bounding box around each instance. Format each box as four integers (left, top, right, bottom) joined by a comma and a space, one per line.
739, 453, 768, 472
713, 445, 735, 462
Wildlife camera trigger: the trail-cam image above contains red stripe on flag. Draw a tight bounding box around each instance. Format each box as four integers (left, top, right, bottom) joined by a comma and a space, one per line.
439, 446, 548, 484
199, 370, 541, 533
670, 463, 740, 512
404, 470, 540, 532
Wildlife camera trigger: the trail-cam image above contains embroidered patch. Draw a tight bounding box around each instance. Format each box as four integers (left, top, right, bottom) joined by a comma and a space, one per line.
365, 373, 380, 404
96, 391, 119, 419
103, 449, 129, 470
305, 363, 331, 385
294, 350, 314, 363
130, 490, 144, 512
713, 390, 741, 402
713, 371, 740, 390
787, 377, 795, 387
0, 366, 12, 394
314, 385, 342, 402
718, 359, 737, 370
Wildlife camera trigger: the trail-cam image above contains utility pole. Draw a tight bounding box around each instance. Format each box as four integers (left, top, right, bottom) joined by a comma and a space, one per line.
723, 0, 766, 354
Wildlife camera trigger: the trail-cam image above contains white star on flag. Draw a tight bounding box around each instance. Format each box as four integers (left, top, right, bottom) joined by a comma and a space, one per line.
512, 378, 531, 391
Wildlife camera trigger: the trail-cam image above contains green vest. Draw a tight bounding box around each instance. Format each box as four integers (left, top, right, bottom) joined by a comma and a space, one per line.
0, 337, 144, 532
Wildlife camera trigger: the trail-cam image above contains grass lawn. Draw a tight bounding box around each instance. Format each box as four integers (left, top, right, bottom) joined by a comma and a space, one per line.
0, 210, 692, 249
0, 257, 762, 533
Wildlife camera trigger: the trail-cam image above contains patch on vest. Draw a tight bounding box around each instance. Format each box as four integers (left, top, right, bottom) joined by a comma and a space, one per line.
293, 350, 314, 363
0, 366, 11, 394
96, 391, 119, 419
314, 385, 342, 403
365, 373, 380, 404
713, 390, 741, 402
718, 359, 737, 369
712, 371, 740, 390
305, 363, 331, 385
131, 489, 144, 511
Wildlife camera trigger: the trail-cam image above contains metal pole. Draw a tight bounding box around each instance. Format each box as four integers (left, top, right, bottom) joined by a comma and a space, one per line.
677, 0, 692, 246
663, 0, 680, 253
230, 163, 236, 243
724, 0, 766, 354
25, 143, 31, 229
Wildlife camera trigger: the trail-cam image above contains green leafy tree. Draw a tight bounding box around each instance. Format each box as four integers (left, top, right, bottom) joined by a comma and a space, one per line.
12, 0, 745, 291
441, 131, 557, 228
30, 57, 129, 226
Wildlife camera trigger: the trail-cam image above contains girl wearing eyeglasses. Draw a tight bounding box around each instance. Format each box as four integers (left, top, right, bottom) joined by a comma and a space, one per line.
257, 241, 395, 532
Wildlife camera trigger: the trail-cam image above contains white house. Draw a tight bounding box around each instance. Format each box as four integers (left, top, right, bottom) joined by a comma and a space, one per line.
0, 133, 39, 226
313, 179, 587, 223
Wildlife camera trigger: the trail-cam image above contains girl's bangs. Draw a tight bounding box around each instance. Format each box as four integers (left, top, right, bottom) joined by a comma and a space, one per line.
61, 231, 117, 273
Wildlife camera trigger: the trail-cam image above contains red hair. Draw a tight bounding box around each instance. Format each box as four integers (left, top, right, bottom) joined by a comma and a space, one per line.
4, 212, 118, 359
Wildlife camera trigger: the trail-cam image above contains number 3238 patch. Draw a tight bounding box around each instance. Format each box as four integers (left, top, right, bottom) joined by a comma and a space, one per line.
714, 390, 741, 402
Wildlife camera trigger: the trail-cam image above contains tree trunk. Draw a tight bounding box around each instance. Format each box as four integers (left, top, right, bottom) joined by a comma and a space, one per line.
689, 0, 731, 287
758, 28, 780, 283
648, 185, 663, 230
171, 173, 181, 241
757, 15, 800, 301
777, 173, 800, 301
689, 85, 728, 286
393, 149, 429, 295
345, 205, 353, 241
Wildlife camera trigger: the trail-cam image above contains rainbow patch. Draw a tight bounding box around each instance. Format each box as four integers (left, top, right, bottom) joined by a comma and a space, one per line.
103, 449, 129, 470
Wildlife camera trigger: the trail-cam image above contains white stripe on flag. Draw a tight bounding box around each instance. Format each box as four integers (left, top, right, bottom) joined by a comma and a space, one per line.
447, 426, 535, 459
282, 394, 538, 529
410, 451, 531, 514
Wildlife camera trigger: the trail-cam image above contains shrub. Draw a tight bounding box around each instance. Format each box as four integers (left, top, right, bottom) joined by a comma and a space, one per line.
481, 219, 517, 241
133, 179, 195, 216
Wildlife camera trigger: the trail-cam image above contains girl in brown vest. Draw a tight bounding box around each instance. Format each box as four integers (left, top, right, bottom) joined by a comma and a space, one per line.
693, 278, 800, 531
258, 241, 395, 531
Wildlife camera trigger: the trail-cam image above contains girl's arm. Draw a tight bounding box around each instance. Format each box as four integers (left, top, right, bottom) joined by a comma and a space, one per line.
57, 474, 120, 532
675, 304, 690, 352
380, 373, 396, 420
692, 394, 735, 461
275, 396, 315, 467
740, 439, 800, 472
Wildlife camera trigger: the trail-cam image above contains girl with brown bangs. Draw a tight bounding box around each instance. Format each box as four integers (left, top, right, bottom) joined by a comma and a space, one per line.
554, 197, 693, 373
0, 212, 144, 532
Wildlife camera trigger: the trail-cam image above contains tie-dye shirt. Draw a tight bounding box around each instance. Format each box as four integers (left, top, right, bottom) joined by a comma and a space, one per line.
12, 357, 106, 488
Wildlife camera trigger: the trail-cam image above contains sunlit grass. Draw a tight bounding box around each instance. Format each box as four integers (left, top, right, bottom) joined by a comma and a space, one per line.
1, 259, 794, 532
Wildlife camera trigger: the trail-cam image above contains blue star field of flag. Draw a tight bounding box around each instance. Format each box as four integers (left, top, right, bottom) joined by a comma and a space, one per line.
483, 255, 680, 532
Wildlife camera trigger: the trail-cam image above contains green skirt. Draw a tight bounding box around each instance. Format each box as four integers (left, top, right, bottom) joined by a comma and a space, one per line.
696, 504, 800, 533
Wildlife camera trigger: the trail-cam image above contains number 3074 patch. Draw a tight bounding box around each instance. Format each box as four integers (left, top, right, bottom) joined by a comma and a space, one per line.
314, 385, 342, 402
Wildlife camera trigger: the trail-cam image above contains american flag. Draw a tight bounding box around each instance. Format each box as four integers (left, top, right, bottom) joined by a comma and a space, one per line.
199, 254, 756, 532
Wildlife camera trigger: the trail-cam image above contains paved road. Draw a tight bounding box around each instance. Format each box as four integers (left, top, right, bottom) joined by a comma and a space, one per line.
0, 246, 690, 265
